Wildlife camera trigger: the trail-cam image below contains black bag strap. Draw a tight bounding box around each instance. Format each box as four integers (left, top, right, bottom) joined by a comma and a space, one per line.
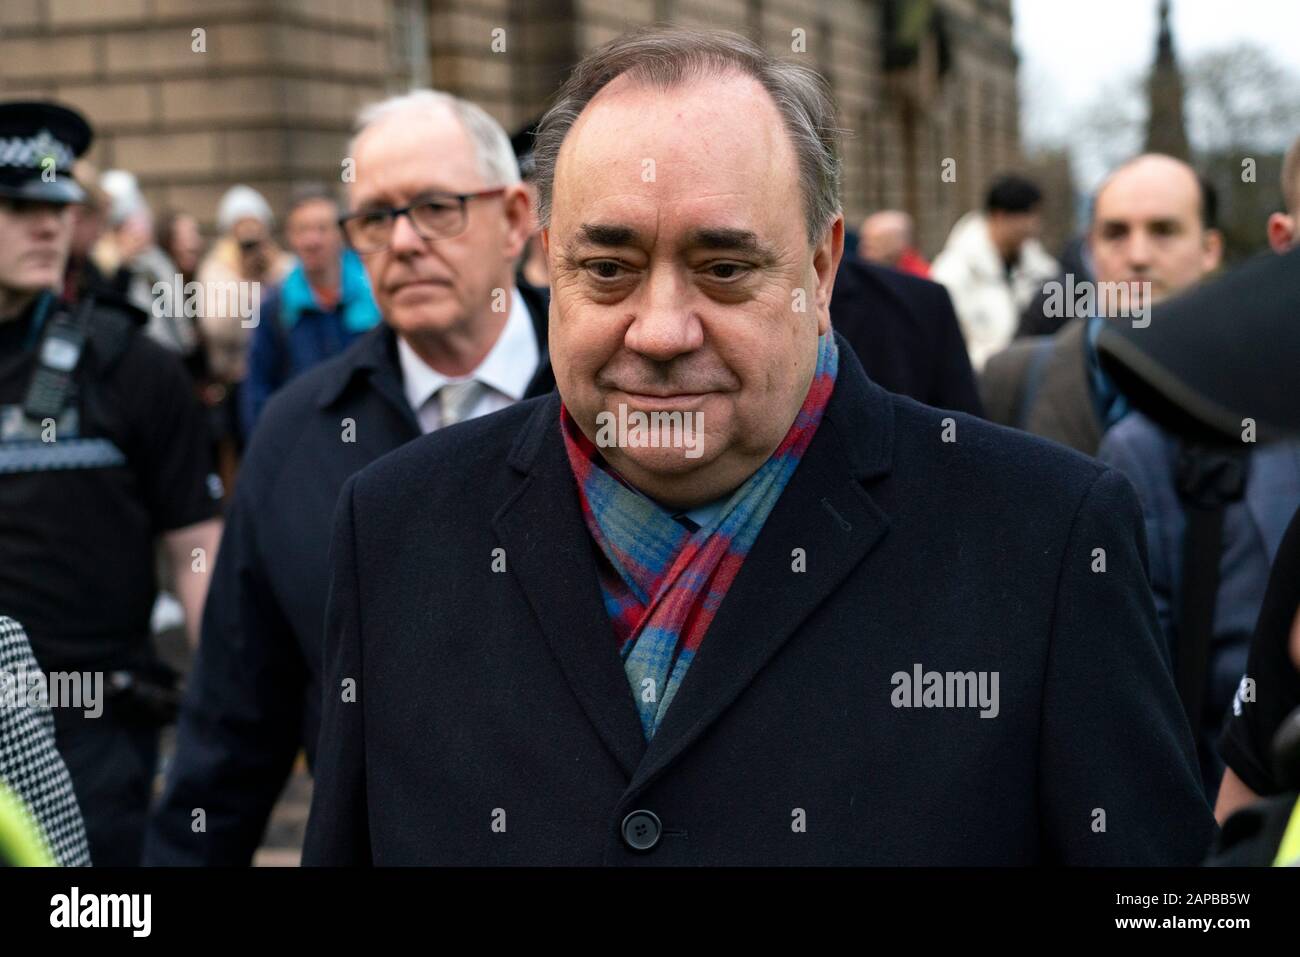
1174, 443, 1249, 730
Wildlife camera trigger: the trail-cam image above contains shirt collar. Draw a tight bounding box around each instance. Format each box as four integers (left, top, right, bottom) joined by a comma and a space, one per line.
396, 285, 540, 413
680, 497, 727, 530
624, 479, 728, 533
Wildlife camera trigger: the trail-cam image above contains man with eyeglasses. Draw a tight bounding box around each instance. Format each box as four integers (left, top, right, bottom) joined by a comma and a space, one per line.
144, 90, 553, 866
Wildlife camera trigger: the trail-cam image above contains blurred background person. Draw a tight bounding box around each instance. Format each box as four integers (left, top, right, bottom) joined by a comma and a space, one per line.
1097, 139, 1300, 803
154, 209, 209, 381
931, 173, 1058, 371
859, 210, 930, 277
239, 183, 380, 438
61, 161, 115, 304
94, 171, 171, 306
832, 240, 983, 416
980, 153, 1222, 455
1015, 234, 1096, 339
196, 184, 292, 487
93, 169, 204, 366
1266, 136, 1300, 253
511, 119, 549, 290
156, 210, 204, 288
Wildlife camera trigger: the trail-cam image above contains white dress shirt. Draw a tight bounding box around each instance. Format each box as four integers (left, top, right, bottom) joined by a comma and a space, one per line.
396, 286, 540, 434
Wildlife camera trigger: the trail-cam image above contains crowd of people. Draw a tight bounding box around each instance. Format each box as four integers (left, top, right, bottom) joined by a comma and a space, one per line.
2, 24, 1299, 868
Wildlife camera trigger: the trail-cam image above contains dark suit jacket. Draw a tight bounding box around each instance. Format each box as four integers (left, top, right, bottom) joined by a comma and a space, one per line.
831, 258, 983, 416
980, 318, 1103, 455
303, 334, 1212, 865
143, 284, 553, 866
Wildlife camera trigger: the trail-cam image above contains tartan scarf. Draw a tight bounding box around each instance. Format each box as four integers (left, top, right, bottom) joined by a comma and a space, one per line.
560, 332, 839, 739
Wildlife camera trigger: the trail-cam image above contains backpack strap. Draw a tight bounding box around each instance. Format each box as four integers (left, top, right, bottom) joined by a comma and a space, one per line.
1174, 443, 1249, 731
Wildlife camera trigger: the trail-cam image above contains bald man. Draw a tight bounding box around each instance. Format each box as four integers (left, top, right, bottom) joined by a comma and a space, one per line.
859, 210, 930, 277
1101, 143, 1300, 804
980, 153, 1222, 455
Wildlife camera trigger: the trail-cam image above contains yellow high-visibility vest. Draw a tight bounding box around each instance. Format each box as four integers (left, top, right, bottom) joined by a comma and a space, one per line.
1274, 795, 1300, 867
0, 779, 54, 867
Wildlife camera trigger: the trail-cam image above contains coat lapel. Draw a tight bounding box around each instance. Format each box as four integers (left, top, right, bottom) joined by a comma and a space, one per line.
628, 342, 894, 794
492, 394, 648, 778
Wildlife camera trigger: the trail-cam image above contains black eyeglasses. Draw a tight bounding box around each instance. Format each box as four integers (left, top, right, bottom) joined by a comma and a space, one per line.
339, 188, 507, 253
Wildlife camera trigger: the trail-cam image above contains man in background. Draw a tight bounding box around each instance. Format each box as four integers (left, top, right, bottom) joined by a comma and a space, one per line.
980, 154, 1222, 456
857, 210, 930, 278
932, 174, 1057, 370
240, 184, 380, 437
145, 89, 553, 866
832, 248, 982, 415
859, 210, 929, 277
1101, 139, 1300, 803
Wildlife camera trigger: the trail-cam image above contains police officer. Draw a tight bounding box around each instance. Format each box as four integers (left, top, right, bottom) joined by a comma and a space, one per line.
0, 101, 223, 865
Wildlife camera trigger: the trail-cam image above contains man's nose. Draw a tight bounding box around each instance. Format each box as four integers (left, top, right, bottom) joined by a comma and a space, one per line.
623, 268, 704, 362
389, 211, 427, 257
30, 206, 66, 236
1125, 230, 1154, 271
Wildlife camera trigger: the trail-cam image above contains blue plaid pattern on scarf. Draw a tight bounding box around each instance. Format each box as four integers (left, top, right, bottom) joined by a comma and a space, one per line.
561, 332, 839, 738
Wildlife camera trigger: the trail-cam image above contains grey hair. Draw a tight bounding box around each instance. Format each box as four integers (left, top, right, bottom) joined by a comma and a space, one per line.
350, 89, 521, 188
533, 27, 842, 243
286, 181, 339, 216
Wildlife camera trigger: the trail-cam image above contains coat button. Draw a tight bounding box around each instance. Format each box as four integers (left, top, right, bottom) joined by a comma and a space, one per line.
621, 810, 662, 852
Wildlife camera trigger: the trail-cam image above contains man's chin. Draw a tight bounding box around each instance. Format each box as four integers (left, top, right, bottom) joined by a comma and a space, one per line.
388, 302, 462, 337
611, 446, 713, 477
15, 270, 61, 295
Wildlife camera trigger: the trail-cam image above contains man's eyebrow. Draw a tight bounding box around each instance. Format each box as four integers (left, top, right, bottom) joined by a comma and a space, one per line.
683, 227, 771, 257
568, 224, 774, 259
574, 223, 641, 247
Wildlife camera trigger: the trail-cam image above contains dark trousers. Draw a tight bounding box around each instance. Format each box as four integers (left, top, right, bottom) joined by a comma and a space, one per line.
54, 709, 159, 866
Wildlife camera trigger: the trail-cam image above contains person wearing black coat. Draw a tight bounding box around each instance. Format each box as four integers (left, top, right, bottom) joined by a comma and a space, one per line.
304, 29, 1211, 867
830, 256, 983, 416
144, 87, 554, 864
303, 333, 1212, 865
143, 295, 553, 866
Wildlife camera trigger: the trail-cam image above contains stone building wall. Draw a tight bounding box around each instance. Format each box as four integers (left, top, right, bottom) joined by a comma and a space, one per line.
1, 0, 1029, 255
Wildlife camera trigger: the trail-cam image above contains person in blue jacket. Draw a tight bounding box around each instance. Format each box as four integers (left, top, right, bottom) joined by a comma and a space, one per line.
240, 184, 379, 438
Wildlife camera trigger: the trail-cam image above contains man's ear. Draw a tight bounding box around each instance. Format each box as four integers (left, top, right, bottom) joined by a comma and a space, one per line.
1267, 212, 1296, 254
1201, 227, 1224, 273
501, 184, 532, 262
813, 213, 844, 336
